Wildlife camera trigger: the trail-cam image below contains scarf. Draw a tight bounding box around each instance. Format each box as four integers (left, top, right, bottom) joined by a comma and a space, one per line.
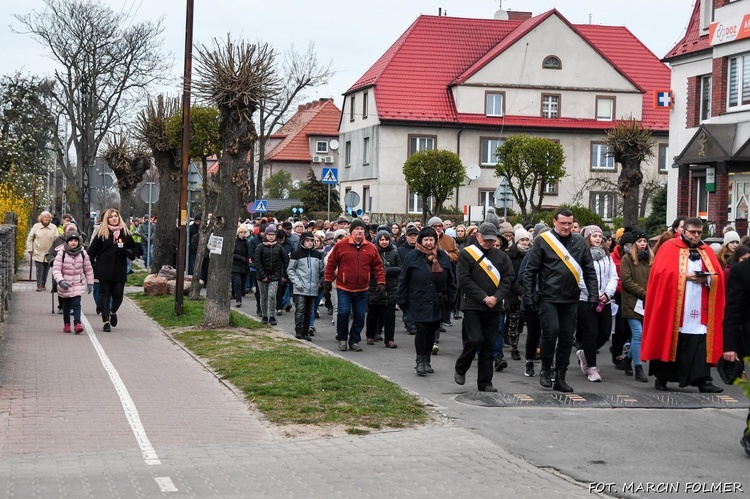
637, 249, 650, 261
64, 243, 83, 258
590, 246, 607, 261
109, 224, 121, 241
416, 242, 443, 274
263, 240, 277, 247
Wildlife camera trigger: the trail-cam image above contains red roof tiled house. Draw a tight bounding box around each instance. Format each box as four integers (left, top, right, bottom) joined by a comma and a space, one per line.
263, 98, 342, 184
339, 9, 671, 221
665, 0, 750, 236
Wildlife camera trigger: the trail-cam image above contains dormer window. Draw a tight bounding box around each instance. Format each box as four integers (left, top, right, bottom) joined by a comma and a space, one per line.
542, 55, 561, 70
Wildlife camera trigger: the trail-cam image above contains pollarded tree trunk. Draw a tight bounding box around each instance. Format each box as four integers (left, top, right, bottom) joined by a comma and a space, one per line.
619, 157, 643, 228
150, 149, 180, 273
203, 109, 254, 327
189, 219, 212, 300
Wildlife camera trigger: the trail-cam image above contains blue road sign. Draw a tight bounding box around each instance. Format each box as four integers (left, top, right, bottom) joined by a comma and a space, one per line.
321, 168, 338, 184
255, 200, 268, 212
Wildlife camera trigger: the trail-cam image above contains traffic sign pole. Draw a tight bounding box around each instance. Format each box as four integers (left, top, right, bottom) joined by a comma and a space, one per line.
327, 184, 331, 222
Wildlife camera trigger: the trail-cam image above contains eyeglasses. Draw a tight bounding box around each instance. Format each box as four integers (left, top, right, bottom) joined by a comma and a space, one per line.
685, 229, 703, 235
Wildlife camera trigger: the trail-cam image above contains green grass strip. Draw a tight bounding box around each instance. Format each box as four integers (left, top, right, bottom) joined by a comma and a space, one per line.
128, 292, 427, 429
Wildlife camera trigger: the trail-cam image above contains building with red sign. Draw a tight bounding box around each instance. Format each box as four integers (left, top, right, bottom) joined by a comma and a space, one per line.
666, 0, 750, 235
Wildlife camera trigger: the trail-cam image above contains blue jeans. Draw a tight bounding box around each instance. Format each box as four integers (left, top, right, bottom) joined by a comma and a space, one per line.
494, 312, 506, 358
142, 243, 153, 267
626, 319, 643, 366
336, 290, 368, 345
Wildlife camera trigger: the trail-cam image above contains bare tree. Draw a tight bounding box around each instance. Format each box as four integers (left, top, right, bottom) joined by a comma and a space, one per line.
195, 36, 279, 328
135, 96, 180, 274
14, 0, 171, 235
605, 119, 656, 227
101, 134, 152, 219
255, 42, 333, 200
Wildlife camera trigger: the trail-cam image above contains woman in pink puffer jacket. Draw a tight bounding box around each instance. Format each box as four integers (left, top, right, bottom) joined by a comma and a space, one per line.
51, 232, 94, 334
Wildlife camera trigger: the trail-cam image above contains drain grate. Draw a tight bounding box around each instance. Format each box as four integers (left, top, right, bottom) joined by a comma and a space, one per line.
455, 391, 748, 409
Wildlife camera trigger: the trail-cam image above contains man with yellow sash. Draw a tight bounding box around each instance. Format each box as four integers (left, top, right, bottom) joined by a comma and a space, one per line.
454, 223, 514, 392
523, 208, 598, 392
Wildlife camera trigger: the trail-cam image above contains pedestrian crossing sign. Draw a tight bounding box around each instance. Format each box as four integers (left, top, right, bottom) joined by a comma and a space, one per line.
322, 168, 338, 184
255, 200, 268, 212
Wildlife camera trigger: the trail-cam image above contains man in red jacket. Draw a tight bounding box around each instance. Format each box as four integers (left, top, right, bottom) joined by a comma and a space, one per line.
324, 218, 385, 352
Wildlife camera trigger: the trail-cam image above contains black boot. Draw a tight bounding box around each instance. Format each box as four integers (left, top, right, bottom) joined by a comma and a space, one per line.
553, 368, 574, 392
622, 356, 633, 376
540, 362, 553, 388
415, 355, 427, 376
634, 365, 648, 382
424, 354, 434, 374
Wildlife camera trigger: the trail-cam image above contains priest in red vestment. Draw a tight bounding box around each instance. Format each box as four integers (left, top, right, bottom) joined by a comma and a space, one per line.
641, 217, 725, 392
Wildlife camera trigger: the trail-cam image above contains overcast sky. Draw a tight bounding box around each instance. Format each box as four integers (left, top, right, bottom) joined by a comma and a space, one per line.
1, 0, 696, 109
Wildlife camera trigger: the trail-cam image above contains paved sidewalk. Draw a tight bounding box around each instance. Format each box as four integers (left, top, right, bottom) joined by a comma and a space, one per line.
0, 268, 601, 498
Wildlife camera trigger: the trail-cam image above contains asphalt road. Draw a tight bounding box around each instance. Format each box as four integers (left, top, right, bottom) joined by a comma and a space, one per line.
245, 300, 749, 499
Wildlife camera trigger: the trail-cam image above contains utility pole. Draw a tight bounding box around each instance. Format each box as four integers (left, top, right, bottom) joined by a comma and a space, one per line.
175, 0, 194, 315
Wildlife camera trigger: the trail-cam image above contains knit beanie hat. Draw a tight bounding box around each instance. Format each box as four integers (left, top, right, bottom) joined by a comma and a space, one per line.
350, 218, 366, 232
375, 230, 392, 243
427, 216, 443, 227
615, 227, 625, 240
264, 225, 277, 235
724, 231, 741, 246
300, 231, 315, 242
325, 230, 336, 241
65, 231, 81, 243
499, 222, 514, 236
532, 223, 547, 238
514, 228, 531, 242
581, 225, 603, 240
484, 207, 501, 229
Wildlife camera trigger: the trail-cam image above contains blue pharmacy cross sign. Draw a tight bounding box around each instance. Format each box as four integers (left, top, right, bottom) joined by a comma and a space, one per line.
255, 200, 268, 212
321, 168, 338, 184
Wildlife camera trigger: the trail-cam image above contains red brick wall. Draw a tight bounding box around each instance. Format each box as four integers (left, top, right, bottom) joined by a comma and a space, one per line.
687, 76, 699, 128
735, 219, 748, 237
712, 57, 728, 116
691, 176, 699, 216
709, 170, 729, 231
678, 173, 690, 216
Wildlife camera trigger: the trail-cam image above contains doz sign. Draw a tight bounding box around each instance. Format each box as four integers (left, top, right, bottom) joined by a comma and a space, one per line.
709, 15, 750, 45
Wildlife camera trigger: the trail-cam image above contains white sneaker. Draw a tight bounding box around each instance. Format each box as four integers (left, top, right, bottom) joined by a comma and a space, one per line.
576, 349, 589, 375
587, 366, 602, 382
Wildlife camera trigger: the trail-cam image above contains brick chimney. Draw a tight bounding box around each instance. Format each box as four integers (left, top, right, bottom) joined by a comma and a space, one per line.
507, 11, 533, 20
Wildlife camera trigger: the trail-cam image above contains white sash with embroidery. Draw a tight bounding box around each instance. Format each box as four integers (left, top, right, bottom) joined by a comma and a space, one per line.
540, 231, 586, 291
464, 244, 501, 287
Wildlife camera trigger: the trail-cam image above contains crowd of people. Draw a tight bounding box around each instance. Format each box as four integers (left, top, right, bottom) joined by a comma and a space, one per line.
26, 207, 750, 456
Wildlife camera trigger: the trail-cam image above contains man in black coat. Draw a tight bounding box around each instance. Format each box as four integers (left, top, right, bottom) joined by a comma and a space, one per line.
722, 257, 750, 457
454, 222, 514, 392
523, 207, 598, 393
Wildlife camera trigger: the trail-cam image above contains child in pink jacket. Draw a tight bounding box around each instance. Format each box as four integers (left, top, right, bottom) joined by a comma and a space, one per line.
52, 232, 94, 334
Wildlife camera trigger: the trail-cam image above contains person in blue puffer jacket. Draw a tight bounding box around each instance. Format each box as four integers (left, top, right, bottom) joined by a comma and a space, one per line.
287, 231, 324, 341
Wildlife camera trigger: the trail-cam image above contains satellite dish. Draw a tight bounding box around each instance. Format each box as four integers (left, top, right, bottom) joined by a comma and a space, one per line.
292, 180, 301, 190
494, 9, 509, 20
329, 139, 340, 151
465, 164, 481, 181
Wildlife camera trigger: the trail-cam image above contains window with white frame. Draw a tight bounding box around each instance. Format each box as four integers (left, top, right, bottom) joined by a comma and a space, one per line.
408, 189, 433, 214
728, 53, 750, 108
480, 138, 503, 167
408, 135, 435, 156
479, 190, 495, 209
316, 141, 328, 154
596, 97, 615, 121
362, 92, 368, 119
349, 95, 355, 121
658, 144, 669, 174
700, 75, 711, 121
485, 92, 504, 117
591, 142, 615, 171
363, 137, 370, 165
542, 94, 559, 118
541, 180, 558, 196
345, 141, 352, 167
589, 192, 615, 221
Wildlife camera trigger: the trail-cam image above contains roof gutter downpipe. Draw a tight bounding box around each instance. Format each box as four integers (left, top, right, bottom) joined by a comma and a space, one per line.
455, 125, 465, 211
